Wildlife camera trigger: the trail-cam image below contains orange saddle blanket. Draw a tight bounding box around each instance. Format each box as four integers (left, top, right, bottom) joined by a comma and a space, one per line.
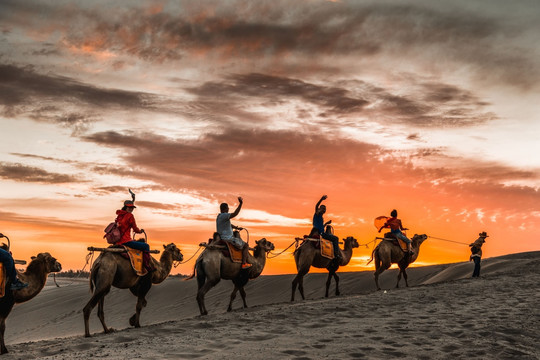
320, 238, 334, 259
124, 246, 148, 277
225, 242, 243, 263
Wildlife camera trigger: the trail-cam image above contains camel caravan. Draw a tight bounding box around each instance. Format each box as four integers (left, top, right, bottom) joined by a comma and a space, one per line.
3, 189, 485, 355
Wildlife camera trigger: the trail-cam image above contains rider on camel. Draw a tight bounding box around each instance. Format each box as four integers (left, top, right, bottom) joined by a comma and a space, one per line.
378, 209, 414, 255
113, 190, 153, 272
313, 195, 341, 261
216, 197, 252, 269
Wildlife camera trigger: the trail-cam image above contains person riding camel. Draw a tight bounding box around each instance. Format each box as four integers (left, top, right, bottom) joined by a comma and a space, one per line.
216, 197, 252, 269
313, 195, 341, 261
378, 209, 414, 255
470, 231, 488, 278
0, 241, 28, 290
113, 190, 153, 272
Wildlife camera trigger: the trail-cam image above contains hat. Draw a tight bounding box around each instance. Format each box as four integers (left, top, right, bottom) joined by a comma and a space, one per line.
124, 200, 136, 208
479, 231, 488, 237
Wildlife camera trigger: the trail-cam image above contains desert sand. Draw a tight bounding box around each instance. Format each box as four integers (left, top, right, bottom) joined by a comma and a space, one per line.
2, 251, 539, 359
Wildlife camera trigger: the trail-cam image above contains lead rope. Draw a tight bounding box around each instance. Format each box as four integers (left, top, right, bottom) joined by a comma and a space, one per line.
54, 251, 94, 287
174, 247, 203, 268
267, 239, 298, 259
427, 235, 469, 245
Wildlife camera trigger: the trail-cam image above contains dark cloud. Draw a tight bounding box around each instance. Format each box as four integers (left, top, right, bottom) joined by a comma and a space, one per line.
188, 73, 368, 115
2, 1, 534, 88
0, 162, 80, 184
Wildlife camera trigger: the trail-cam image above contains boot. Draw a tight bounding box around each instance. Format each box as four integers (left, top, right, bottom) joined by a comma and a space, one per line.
10, 278, 28, 290
143, 252, 155, 272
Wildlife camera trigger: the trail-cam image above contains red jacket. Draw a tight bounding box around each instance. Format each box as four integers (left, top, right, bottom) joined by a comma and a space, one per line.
384, 217, 404, 231
115, 210, 141, 245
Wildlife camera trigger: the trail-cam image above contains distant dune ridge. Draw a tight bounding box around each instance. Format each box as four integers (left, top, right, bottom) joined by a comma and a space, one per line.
3, 251, 539, 359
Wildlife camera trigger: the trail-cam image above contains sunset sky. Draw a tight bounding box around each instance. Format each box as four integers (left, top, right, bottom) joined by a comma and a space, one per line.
1, 0, 539, 275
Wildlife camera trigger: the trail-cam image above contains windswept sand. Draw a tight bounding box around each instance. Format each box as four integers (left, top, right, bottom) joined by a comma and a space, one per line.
3, 252, 539, 359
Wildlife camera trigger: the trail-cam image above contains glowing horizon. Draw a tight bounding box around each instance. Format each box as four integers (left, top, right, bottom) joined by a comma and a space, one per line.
0, 0, 539, 276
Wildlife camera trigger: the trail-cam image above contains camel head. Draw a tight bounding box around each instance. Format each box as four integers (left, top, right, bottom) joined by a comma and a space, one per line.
255, 238, 275, 253
344, 236, 359, 248
411, 234, 428, 247
163, 243, 183, 262
30, 252, 62, 273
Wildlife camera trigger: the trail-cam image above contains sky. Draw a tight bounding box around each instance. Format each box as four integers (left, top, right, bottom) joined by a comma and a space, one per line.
0, 0, 539, 275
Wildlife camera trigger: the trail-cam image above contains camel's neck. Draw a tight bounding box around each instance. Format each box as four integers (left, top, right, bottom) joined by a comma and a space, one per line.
14, 261, 49, 303
248, 247, 267, 278
151, 251, 174, 284
339, 240, 355, 266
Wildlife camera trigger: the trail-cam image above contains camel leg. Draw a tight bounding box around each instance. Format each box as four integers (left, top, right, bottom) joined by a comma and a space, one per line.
291, 266, 310, 302
196, 278, 220, 316
83, 287, 109, 337
0, 317, 7, 354
334, 273, 340, 296
374, 261, 391, 291
325, 272, 332, 298
239, 286, 248, 309
396, 269, 402, 288
227, 285, 239, 312
97, 298, 113, 334
129, 276, 151, 328
403, 268, 409, 287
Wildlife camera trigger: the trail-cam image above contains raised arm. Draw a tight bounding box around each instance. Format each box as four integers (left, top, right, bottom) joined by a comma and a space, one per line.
315, 195, 327, 212
230, 196, 243, 219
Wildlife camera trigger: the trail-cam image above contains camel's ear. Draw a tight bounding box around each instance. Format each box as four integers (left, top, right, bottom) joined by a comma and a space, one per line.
31, 256, 36, 260
163, 244, 166, 249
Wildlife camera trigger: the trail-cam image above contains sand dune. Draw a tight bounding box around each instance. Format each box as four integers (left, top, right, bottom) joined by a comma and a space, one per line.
3, 252, 539, 359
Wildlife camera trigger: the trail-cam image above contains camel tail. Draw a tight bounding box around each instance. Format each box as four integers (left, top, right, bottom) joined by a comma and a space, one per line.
89, 262, 99, 292
183, 260, 199, 281
366, 248, 376, 265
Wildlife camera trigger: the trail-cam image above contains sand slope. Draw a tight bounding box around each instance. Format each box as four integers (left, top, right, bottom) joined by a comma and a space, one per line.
3, 252, 539, 359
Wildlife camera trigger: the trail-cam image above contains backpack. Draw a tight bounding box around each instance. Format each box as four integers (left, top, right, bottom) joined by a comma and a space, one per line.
104, 222, 123, 244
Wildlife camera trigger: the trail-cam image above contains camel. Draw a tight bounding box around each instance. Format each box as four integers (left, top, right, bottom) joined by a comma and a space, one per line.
291, 235, 359, 302
193, 238, 274, 315
83, 243, 183, 337
368, 233, 428, 290
0, 252, 62, 354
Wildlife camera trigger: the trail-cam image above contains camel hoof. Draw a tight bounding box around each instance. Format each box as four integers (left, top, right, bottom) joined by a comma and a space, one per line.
104, 328, 115, 334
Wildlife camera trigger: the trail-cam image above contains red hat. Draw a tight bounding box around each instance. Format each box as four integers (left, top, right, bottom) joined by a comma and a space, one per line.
124, 200, 136, 208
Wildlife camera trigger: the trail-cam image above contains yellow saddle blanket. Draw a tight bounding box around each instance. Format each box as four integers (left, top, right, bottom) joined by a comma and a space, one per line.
0, 263, 5, 298
320, 238, 334, 259
397, 238, 408, 252
225, 242, 243, 263
124, 246, 148, 277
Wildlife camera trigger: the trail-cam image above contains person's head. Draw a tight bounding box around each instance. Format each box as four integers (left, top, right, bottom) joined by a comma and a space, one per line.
317, 204, 326, 215
478, 231, 488, 239
220, 203, 229, 213
390, 209, 397, 217
122, 200, 136, 212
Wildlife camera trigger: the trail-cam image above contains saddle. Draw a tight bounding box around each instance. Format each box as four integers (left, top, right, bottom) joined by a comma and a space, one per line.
110, 245, 148, 277
209, 237, 243, 263
299, 234, 333, 260
383, 232, 408, 252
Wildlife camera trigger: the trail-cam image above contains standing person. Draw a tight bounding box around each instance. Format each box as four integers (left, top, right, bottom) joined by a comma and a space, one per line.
313, 195, 341, 261
0, 245, 28, 290
216, 197, 252, 269
470, 231, 488, 278
378, 209, 414, 255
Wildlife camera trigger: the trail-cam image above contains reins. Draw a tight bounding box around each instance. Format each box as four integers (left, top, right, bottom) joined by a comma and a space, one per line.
174, 246, 203, 267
